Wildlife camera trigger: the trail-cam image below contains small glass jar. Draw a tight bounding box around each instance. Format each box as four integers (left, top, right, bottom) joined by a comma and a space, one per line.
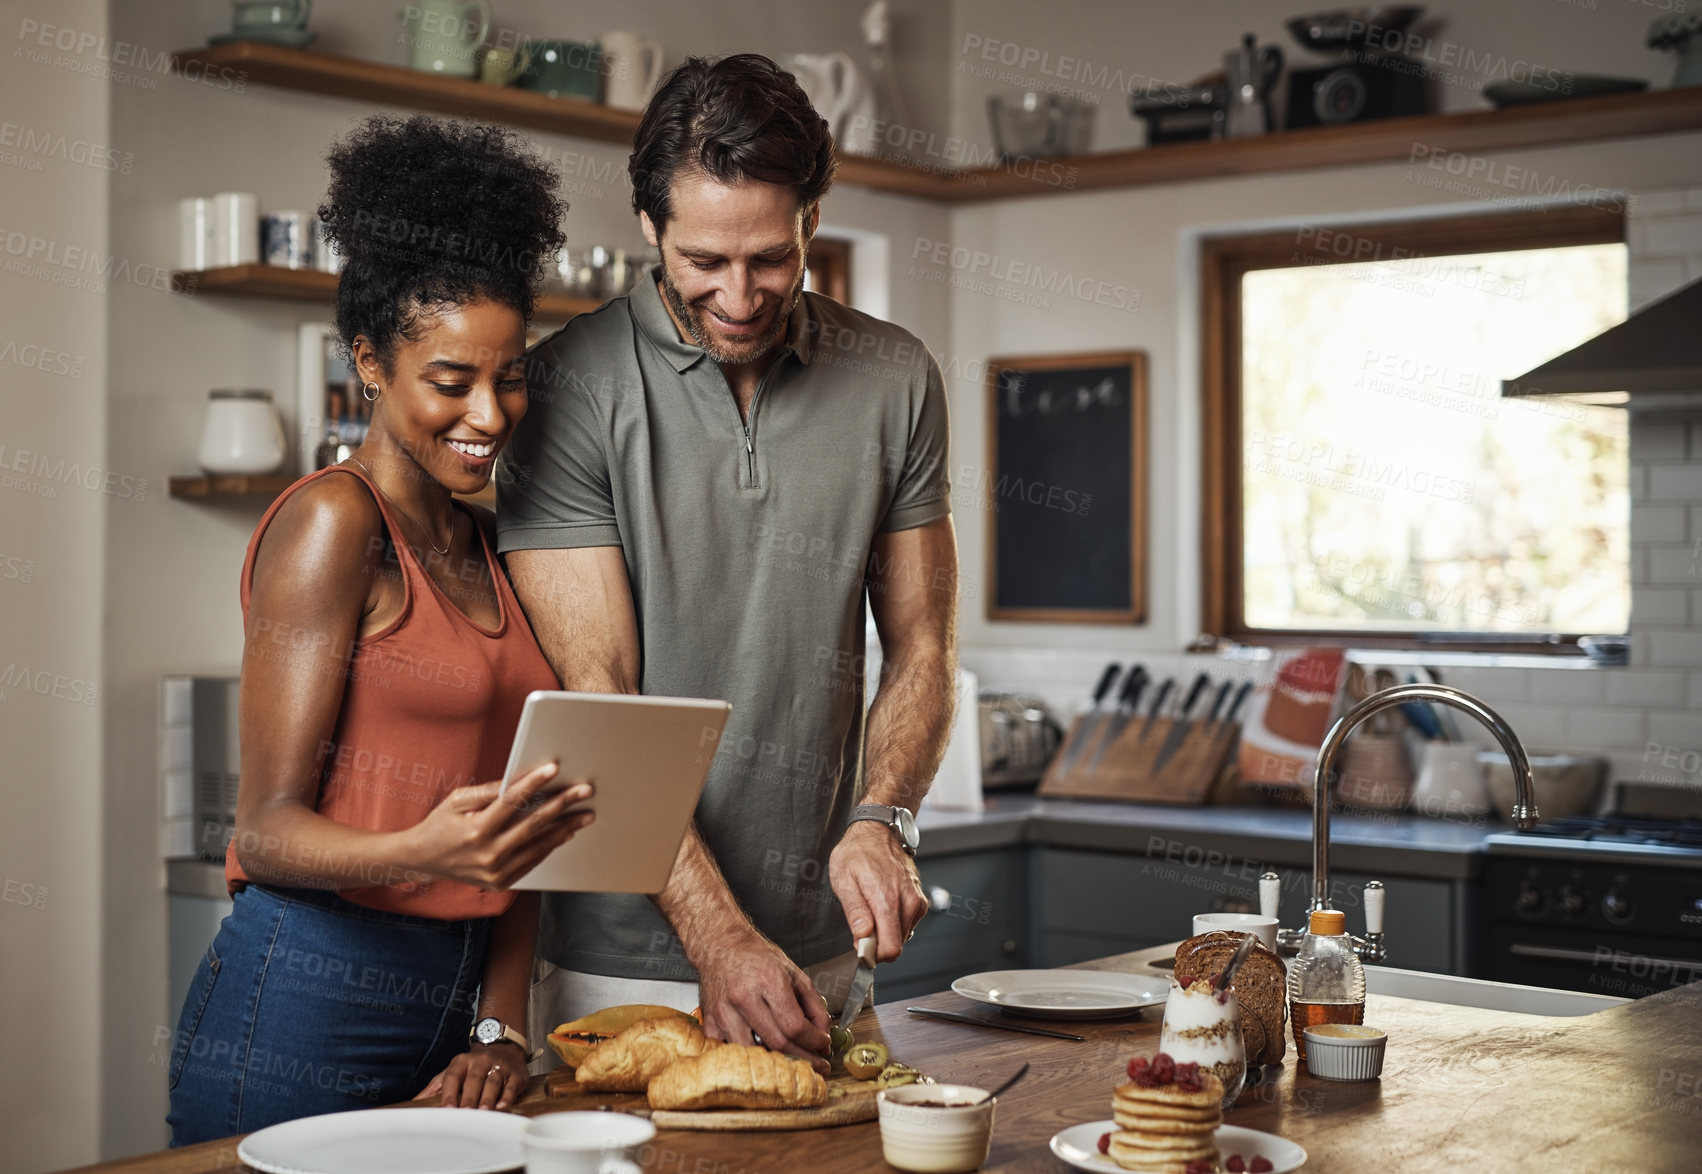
1158, 973, 1247, 1109
197, 388, 286, 475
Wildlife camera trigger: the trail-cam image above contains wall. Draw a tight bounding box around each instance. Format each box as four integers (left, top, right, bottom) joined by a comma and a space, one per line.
89, 0, 952, 1164
0, 3, 111, 1169
938, 2, 1702, 799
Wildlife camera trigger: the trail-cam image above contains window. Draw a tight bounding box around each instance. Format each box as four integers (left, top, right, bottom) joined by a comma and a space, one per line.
1201, 207, 1629, 650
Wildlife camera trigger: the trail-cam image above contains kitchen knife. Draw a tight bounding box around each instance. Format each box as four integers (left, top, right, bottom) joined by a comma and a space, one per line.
1135, 677, 1175, 744
1214, 679, 1254, 742
1053, 662, 1122, 778
1151, 672, 1212, 773
904, 1007, 1085, 1041
835, 936, 878, 1046
1080, 665, 1148, 777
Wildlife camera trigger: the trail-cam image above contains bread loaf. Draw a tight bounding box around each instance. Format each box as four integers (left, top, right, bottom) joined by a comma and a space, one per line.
1173, 931, 1287, 1065
647, 1043, 826, 1111
575, 1016, 718, 1092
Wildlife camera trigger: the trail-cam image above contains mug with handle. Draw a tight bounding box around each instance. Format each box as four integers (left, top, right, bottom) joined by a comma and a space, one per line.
479, 43, 530, 85
600, 29, 664, 110
232, 0, 311, 31
398, 0, 490, 77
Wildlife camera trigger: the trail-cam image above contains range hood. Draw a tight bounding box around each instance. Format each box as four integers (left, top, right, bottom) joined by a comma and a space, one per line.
1501, 276, 1702, 411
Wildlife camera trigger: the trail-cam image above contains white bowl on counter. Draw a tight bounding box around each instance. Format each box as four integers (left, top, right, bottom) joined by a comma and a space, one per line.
1302, 1023, 1387, 1081
877, 1083, 996, 1173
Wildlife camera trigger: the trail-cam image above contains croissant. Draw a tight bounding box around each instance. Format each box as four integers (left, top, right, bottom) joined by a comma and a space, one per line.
575, 1016, 718, 1092
647, 1043, 827, 1110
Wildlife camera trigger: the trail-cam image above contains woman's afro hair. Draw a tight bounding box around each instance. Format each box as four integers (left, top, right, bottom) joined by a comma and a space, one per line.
316, 115, 567, 365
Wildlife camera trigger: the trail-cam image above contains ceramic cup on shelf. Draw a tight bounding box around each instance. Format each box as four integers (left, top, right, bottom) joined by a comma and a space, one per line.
519, 39, 601, 99
599, 30, 663, 110
198, 389, 286, 476
398, 0, 490, 77
231, 0, 311, 34
211, 192, 259, 266
177, 197, 213, 271
261, 210, 311, 269
478, 43, 530, 85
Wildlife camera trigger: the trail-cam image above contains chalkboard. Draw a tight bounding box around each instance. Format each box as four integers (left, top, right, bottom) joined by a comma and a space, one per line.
985, 351, 1146, 623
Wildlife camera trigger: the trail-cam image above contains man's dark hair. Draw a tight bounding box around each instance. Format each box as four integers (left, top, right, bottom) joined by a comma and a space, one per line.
629, 53, 836, 233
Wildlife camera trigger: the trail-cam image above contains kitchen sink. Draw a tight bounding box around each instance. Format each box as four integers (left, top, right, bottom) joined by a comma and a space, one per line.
1362, 965, 1627, 1016
1144, 956, 1626, 1016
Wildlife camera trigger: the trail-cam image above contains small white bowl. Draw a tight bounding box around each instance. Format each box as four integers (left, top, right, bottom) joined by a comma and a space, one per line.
522, 1111, 656, 1174
1192, 912, 1280, 953
877, 1083, 996, 1174
1302, 1023, 1387, 1081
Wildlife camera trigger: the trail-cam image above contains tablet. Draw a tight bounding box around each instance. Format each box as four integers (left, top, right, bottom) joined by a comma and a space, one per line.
498, 691, 731, 893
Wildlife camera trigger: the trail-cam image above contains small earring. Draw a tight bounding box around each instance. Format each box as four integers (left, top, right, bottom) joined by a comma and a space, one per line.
362, 381, 380, 402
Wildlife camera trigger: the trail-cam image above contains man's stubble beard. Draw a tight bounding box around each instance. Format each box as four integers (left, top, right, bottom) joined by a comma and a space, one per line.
659, 261, 807, 366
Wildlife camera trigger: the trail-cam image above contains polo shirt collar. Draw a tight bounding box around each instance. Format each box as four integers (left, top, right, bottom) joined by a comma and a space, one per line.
629, 263, 815, 373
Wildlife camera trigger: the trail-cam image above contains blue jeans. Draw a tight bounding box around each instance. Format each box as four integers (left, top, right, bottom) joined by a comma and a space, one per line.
166, 884, 491, 1146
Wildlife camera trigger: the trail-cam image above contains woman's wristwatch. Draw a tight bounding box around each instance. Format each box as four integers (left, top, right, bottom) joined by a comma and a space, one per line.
470, 1017, 536, 1059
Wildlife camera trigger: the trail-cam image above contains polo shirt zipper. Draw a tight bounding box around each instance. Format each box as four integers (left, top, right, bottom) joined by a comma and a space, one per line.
737, 358, 786, 490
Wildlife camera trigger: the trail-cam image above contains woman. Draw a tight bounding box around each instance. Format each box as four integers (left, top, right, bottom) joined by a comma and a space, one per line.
167, 115, 581, 1144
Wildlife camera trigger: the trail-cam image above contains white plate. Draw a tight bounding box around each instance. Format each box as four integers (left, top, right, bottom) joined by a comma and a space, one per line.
1050, 1121, 1307, 1173
237, 1107, 526, 1174
951, 969, 1169, 1019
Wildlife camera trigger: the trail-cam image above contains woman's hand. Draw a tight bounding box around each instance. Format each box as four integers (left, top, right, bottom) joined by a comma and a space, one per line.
402, 760, 594, 889
414, 1041, 529, 1110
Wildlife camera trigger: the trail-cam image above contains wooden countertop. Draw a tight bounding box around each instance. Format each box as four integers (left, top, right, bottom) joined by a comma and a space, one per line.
62, 950, 1702, 1173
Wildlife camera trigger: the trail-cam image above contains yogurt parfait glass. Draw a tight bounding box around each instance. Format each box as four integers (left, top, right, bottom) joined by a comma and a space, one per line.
1158, 972, 1246, 1109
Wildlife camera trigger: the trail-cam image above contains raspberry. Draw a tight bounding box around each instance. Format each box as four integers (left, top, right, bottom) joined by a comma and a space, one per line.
1250, 1158, 1274, 1173
1127, 1056, 1150, 1080
1226, 1156, 1247, 1173
1098, 1132, 1111, 1155
1176, 973, 1193, 988
1151, 1053, 1175, 1084
1132, 1071, 1158, 1088
1185, 1162, 1216, 1174
1216, 989, 1229, 1004
1176, 1061, 1200, 1083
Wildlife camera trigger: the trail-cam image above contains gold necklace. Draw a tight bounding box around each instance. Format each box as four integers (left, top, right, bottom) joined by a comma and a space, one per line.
345, 456, 451, 556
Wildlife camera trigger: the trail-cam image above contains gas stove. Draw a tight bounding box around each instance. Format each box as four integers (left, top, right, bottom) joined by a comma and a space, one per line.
1480, 814, 1702, 998
1484, 814, 1702, 868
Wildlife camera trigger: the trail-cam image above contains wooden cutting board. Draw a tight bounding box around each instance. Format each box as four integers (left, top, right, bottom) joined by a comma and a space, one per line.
542, 1069, 879, 1131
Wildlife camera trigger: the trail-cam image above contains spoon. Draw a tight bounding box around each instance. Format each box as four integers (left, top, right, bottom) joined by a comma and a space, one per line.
986, 1061, 1030, 1099
1213, 934, 1258, 992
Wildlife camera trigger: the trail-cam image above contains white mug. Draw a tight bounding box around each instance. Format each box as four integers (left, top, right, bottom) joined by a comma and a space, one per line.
522, 1111, 655, 1174
178, 197, 213, 271
399, 0, 489, 77
211, 191, 258, 266
1193, 912, 1279, 954
599, 29, 663, 110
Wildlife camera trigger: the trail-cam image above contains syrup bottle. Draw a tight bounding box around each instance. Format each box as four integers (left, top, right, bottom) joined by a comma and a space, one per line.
1287, 908, 1365, 1066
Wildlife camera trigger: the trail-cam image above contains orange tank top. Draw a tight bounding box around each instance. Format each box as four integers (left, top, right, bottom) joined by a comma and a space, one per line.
225, 464, 561, 919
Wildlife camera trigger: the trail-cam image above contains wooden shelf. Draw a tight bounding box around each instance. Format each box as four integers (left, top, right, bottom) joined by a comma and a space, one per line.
169, 474, 297, 498
174, 42, 1702, 202
954, 85, 1702, 201
169, 263, 604, 321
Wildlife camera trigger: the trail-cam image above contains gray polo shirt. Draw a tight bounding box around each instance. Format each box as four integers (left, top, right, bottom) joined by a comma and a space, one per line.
496, 267, 951, 980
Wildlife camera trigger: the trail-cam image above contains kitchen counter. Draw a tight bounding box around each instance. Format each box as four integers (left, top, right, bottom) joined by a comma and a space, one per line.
918, 795, 1498, 880
63, 947, 1702, 1173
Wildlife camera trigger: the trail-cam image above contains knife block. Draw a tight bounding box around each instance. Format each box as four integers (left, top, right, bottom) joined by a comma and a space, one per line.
1038, 716, 1238, 803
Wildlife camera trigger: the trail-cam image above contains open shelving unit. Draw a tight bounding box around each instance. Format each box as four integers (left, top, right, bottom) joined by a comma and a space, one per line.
168, 262, 603, 322
172, 42, 1702, 202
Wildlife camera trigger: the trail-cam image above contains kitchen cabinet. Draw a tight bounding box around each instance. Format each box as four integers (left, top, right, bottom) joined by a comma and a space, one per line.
1029, 845, 1464, 973
875, 848, 1027, 1001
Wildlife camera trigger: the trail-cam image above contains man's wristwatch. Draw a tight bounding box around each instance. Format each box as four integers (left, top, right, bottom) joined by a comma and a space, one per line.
848, 804, 919, 856
470, 1017, 529, 1053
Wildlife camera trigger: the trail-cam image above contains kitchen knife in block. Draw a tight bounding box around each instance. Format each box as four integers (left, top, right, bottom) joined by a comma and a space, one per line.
1051, 662, 1122, 779
1038, 711, 1238, 804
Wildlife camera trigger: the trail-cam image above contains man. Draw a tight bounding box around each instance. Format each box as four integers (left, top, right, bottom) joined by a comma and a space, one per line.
496, 53, 959, 1072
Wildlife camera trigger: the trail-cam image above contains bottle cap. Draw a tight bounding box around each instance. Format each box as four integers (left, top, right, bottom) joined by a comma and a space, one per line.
1308, 909, 1347, 935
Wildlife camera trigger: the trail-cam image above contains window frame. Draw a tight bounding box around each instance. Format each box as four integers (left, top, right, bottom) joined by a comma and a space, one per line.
1199, 205, 1627, 653
806, 235, 853, 305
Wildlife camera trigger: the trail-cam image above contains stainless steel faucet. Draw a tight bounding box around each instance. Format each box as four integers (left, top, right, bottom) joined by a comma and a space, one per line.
1260, 683, 1540, 964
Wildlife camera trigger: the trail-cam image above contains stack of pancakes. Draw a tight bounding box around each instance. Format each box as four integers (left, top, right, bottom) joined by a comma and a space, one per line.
1108, 1069, 1224, 1173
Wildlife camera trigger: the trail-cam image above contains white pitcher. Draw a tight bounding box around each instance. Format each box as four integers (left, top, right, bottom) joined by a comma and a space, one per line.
790, 52, 861, 142
600, 30, 664, 110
